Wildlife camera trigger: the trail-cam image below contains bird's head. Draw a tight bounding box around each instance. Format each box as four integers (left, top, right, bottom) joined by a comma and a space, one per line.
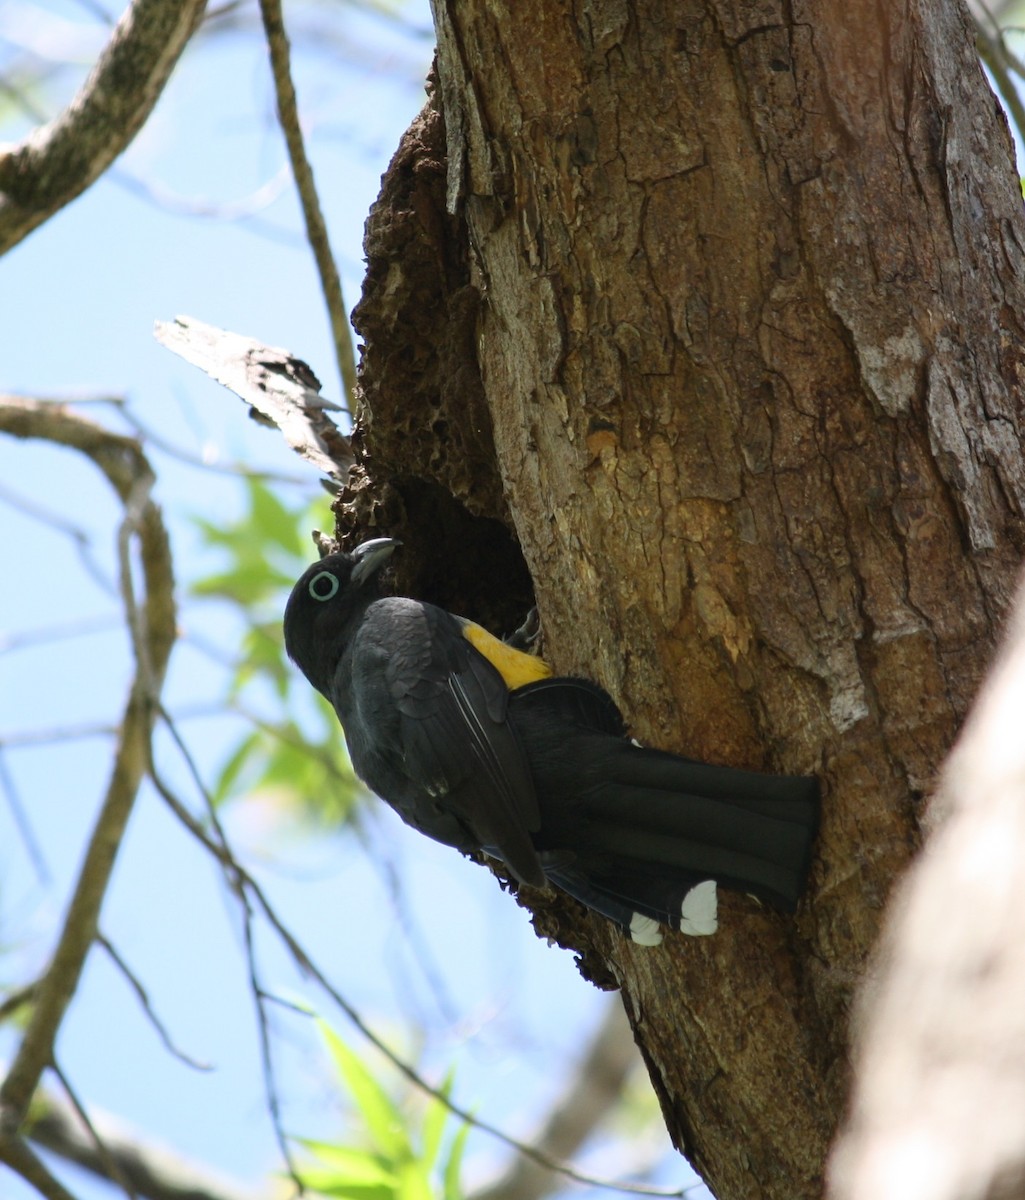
283, 537, 399, 695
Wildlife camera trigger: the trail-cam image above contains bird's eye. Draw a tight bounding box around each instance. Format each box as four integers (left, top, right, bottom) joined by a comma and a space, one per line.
308, 571, 340, 601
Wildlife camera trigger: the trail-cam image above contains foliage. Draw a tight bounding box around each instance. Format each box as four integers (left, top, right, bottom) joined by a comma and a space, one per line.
191, 475, 362, 824
298, 1024, 469, 1200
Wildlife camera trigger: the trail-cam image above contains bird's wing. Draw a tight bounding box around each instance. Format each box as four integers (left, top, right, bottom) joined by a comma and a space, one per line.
381, 603, 545, 887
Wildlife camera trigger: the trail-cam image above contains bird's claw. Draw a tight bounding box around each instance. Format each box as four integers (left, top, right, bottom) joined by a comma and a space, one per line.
507, 606, 541, 650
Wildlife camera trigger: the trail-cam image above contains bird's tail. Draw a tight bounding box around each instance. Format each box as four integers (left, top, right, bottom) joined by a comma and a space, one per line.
510, 678, 819, 942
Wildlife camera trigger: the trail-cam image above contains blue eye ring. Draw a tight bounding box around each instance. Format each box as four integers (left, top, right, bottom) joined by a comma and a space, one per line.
309, 571, 340, 601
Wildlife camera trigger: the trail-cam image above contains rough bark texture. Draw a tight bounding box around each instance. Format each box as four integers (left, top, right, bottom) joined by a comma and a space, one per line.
346, 2, 1025, 1197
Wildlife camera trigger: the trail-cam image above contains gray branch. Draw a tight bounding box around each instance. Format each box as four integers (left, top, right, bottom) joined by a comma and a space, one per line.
257, 0, 357, 406
0, 0, 207, 256
26, 1086, 265, 1200
154, 315, 353, 479
829, 566, 1025, 1200
0, 396, 176, 1186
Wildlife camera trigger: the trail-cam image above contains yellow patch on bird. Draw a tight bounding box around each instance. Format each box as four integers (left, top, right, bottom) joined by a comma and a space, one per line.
462, 621, 552, 690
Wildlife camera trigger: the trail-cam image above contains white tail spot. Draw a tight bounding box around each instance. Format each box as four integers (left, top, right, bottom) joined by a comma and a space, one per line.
680, 880, 718, 936
629, 913, 663, 946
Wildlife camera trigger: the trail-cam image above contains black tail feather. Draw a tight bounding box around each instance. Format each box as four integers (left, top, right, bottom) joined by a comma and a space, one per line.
541, 858, 656, 934
583, 745, 819, 909
543, 857, 719, 943
509, 677, 819, 933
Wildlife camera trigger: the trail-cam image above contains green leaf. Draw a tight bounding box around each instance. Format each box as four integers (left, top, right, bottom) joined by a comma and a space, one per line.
420, 1071, 454, 1169
442, 1120, 470, 1200
191, 563, 293, 604
184, 476, 360, 823
320, 1025, 411, 1160
211, 730, 262, 804
306, 1180, 393, 1200
249, 477, 307, 556
297, 1141, 397, 1196
397, 1160, 433, 1200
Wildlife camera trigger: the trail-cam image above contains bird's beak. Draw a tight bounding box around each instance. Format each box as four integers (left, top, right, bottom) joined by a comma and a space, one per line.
350, 537, 400, 587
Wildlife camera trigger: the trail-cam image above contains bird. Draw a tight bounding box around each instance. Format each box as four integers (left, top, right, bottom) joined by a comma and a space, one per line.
283, 537, 819, 945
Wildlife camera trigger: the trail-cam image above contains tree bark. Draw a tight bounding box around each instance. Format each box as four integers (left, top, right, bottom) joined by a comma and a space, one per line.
347, 2, 1025, 1196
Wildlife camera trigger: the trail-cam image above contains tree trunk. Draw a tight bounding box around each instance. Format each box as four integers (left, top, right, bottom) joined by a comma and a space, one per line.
346, 1, 1025, 1196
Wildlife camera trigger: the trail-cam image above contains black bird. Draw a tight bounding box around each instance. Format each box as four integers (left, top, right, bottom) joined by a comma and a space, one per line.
283, 538, 818, 945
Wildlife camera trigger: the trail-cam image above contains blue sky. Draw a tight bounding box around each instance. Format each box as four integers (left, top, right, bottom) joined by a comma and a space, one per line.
0, 3, 699, 1198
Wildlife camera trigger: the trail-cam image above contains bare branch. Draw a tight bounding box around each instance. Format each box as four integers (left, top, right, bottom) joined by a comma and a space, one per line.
0, 398, 176, 1145
154, 315, 353, 479
829, 566, 1025, 1200
0, 470, 117, 594
257, 0, 358, 407
473, 1001, 645, 1200
112, 399, 308, 485
51, 1059, 138, 1200
97, 936, 211, 1072
151, 773, 691, 1199
0, 721, 120, 747
25, 1085, 264, 1200
0, 745, 50, 884
974, 15, 1025, 150
240, 900, 305, 1193
0, 613, 123, 654
0, 0, 207, 255
0, 1131, 78, 1200
111, 160, 290, 220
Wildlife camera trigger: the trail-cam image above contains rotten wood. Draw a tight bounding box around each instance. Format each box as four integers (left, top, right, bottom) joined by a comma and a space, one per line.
154, 315, 353, 481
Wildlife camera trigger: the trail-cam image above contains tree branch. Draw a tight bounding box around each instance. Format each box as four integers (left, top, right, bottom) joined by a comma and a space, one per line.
0, 398, 176, 1150
0, 1132, 77, 1200
25, 1085, 263, 1200
151, 772, 688, 1198
829, 566, 1025, 1200
257, 0, 357, 407
974, 15, 1025, 151
0, 0, 207, 256
153, 315, 353, 478
473, 1001, 650, 1200
96, 935, 210, 1072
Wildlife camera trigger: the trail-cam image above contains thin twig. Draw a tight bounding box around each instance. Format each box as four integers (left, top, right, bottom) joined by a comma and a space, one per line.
152, 778, 692, 1198
154, 707, 306, 1186
156, 705, 234, 853
0, 746, 50, 884
372, 834, 460, 1026
112, 160, 290, 220
0, 613, 123, 654
240, 901, 305, 1194
21, 389, 310, 485
25, 1084, 262, 1200
97, 936, 210, 1072
116, 405, 309, 485
257, 0, 358, 407
0, 473, 117, 595
52, 1059, 138, 1200
143, 717, 304, 1190
0, 721, 120, 747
